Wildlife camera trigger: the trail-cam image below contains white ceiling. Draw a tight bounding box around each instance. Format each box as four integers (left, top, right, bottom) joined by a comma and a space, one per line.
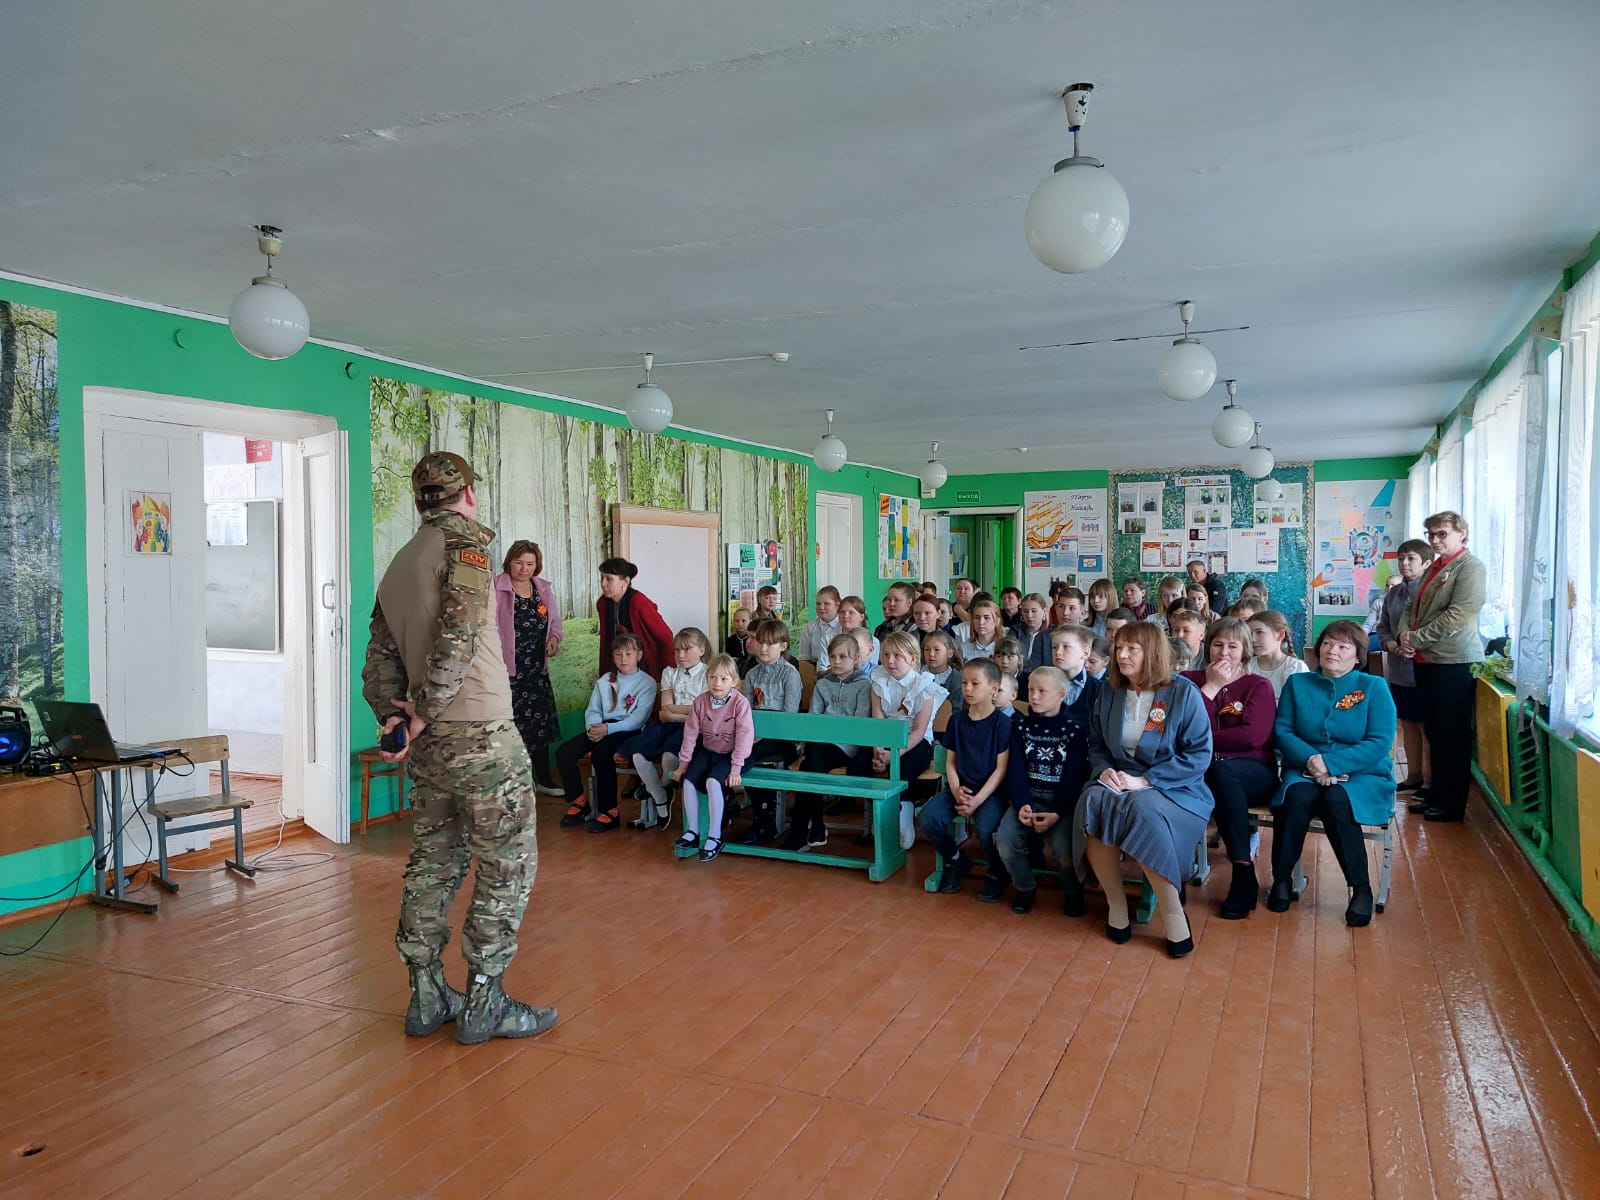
6, 0, 1600, 474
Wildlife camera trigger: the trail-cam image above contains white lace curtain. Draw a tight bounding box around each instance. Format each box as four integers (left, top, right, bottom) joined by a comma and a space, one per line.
1469, 342, 1540, 645
1406, 453, 1432, 537
1555, 261, 1600, 735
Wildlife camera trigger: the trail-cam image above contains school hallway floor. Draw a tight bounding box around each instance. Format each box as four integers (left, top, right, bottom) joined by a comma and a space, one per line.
2, 790, 1597, 1200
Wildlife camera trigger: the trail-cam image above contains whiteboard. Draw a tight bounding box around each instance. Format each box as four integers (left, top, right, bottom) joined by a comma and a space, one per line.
612, 505, 720, 642
205, 499, 281, 651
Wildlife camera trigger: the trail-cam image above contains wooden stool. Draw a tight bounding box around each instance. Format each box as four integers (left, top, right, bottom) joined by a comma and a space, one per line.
358, 748, 410, 835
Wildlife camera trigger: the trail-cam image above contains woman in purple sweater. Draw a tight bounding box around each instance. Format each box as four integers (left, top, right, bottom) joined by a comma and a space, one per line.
1181, 617, 1278, 920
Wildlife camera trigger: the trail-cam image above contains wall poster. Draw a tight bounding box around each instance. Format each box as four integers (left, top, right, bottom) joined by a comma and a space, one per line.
878, 494, 920, 579
1024, 487, 1108, 594
727, 540, 782, 615
1312, 478, 1408, 615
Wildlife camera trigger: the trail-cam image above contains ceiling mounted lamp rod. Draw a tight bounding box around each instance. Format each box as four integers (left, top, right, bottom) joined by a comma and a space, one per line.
812, 408, 848, 473
1157, 300, 1218, 401
1018, 321, 1249, 353
920, 442, 949, 492
1241, 422, 1276, 479
625, 352, 674, 433
229, 224, 310, 360
1210, 379, 1255, 448
1024, 82, 1130, 274
486, 352, 790, 379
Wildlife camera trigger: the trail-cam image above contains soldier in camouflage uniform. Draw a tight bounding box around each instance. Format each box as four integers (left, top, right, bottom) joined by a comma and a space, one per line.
362, 451, 558, 1043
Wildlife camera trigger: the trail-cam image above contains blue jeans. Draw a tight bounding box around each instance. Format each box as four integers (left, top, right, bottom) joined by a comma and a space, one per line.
919, 789, 1009, 882
995, 807, 1077, 894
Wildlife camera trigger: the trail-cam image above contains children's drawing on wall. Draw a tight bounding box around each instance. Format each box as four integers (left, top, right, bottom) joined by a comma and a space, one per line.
128, 492, 173, 555
0, 301, 62, 706
371, 377, 809, 712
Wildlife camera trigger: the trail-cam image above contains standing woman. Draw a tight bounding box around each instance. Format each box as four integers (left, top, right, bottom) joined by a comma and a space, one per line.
495, 540, 564, 795
596, 557, 675, 680
1376, 539, 1433, 802
1397, 512, 1486, 823
1078, 621, 1214, 957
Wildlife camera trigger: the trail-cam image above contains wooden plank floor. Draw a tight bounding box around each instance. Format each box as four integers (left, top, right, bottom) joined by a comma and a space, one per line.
2, 790, 1597, 1199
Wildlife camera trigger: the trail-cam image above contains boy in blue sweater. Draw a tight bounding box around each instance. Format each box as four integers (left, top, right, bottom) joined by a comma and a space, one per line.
995, 635, 1102, 914
920, 658, 1012, 897
556, 633, 658, 833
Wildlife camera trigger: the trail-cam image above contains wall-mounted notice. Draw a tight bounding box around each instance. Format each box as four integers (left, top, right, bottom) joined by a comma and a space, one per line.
1023, 487, 1108, 595
878, 494, 920, 579
1312, 478, 1408, 615
727, 540, 782, 614
1117, 483, 1165, 536
1251, 482, 1304, 529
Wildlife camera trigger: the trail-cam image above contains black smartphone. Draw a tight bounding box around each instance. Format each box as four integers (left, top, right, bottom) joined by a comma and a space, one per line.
380, 723, 409, 753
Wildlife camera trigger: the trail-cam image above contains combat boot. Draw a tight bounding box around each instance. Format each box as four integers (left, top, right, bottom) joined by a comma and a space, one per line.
404, 960, 465, 1037
456, 972, 559, 1044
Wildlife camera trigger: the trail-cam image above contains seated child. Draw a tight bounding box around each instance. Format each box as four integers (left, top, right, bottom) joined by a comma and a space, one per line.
852, 630, 945, 849
957, 598, 1001, 660
797, 585, 842, 664
951, 577, 977, 627
1049, 587, 1086, 628
838, 595, 879, 671
755, 584, 782, 623
937, 597, 955, 633
875, 580, 919, 639
1104, 606, 1135, 641
1151, 575, 1185, 630
1013, 593, 1052, 672
911, 594, 943, 643
558, 633, 658, 832
919, 580, 940, 596
784, 633, 872, 851
1226, 597, 1264, 620
725, 606, 753, 664
994, 658, 1101, 914
1120, 577, 1154, 621
999, 586, 1024, 631
1168, 608, 1207, 672
1088, 634, 1111, 679
1185, 581, 1214, 621
921, 631, 964, 715
996, 673, 1018, 716
921, 658, 1012, 897
673, 654, 754, 863
993, 637, 1025, 697
618, 627, 709, 829
1085, 578, 1117, 636
737, 618, 803, 844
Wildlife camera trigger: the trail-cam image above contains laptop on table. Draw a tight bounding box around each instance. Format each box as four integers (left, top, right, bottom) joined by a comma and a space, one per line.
34, 701, 181, 764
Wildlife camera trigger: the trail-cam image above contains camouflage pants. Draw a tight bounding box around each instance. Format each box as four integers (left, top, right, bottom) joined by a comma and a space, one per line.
395, 719, 537, 976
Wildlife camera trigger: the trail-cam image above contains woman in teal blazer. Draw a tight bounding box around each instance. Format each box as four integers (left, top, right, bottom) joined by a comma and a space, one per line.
1269, 619, 1397, 927
1079, 621, 1214, 958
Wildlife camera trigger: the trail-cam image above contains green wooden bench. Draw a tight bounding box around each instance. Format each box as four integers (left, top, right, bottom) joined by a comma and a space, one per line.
674, 710, 912, 882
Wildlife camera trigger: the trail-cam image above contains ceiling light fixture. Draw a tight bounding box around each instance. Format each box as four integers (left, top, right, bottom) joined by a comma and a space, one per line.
812, 409, 848, 473
625, 352, 673, 433
229, 225, 310, 360
1024, 83, 1129, 274
1157, 301, 1218, 401
1210, 379, 1255, 448
1241, 423, 1275, 479
1258, 477, 1285, 502
920, 442, 949, 492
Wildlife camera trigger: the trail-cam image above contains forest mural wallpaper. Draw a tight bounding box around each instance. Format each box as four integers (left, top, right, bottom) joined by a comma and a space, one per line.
0, 301, 61, 710
370, 377, 809, 712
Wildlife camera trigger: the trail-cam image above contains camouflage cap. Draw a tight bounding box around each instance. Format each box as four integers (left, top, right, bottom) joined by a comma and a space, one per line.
411, 451, 476, 504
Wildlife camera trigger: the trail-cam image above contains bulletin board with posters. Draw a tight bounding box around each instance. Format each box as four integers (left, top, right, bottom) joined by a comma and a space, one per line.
1023, 487, 1109, 597
1312, 478, 1408, 616
1109, 463, 1314, 648
726, 540, 783, 616
878, 494, 920, 579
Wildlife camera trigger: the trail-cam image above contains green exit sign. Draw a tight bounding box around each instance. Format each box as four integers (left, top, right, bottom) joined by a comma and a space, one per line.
954, 488, 981, 504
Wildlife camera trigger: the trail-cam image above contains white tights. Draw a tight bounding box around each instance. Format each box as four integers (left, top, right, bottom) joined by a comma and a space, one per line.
632, 752, 679, 820
682, 778, 726, 840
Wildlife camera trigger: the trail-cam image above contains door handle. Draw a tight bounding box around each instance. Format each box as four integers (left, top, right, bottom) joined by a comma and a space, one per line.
321, 582, 336, 611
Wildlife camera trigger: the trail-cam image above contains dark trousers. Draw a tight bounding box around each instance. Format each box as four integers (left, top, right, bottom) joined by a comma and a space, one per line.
556, 729, 636, 815
1273, 782, 1369, 889
743, 737, 796, 828
792, 743, 853, 829
846, 740, 934, 782
1414, 661, 1475, 817
919, 789, 1009, 883
1204, 757, 1281, 862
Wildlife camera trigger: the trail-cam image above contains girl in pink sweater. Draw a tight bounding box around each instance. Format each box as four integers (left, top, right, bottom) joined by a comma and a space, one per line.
673, 654, 755, 862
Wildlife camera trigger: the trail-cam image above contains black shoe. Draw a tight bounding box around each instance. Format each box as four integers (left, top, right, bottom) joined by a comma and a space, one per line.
674, 831, 700, 851
737, 822, 776, 846
1407, 798, 1430, 814
1166, 936, 1195, 959
404, 961, 465, 1037
1266, 879, 1294, 912
1345, 884, 1374, 927
977, 876, 1007, 904
1061, 890, 1086, 918
1011, 888, 1036, 915
698, 837, 724, 862
1218, 864, 1259, 920
938, 856, 972, 895
1424, 806, 1463, 823
1397, 778, 1425, 794
1106, 921, 1132, 944
456, 973, 558, 1044
779, 826, 808, 852
807, 820, 829, 849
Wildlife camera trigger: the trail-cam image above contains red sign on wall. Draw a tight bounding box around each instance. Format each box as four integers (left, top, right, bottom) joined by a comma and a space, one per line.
244, 439, 273, 463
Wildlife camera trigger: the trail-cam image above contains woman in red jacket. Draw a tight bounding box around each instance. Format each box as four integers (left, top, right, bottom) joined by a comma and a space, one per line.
596, 557, 674, 679
1181, 616, 1279, 921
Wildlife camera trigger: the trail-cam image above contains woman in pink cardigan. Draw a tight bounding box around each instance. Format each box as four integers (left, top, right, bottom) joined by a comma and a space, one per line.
495, 540, 564, 795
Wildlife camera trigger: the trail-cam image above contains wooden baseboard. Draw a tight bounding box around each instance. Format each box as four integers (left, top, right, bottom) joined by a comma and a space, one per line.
0, 892, 91, 930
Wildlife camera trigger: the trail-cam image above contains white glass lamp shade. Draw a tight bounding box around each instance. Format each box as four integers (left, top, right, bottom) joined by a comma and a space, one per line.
920, 459, 949, 492
1211, 403, 1255, 448
1157, 338, 1218, 402
1024, 161, 1130, 274
812, 434, 848, 473
229, 276, 310, 360
626, 383, 673, 433
1241, 444, 1276, 479
1258, 477, 1285, 502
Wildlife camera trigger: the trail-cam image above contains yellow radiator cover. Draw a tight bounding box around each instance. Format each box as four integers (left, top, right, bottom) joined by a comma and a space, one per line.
1474, 679, 1513, 807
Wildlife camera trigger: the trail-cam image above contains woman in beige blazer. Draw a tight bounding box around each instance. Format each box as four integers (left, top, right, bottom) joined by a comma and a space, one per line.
1397, 511, 1486, 823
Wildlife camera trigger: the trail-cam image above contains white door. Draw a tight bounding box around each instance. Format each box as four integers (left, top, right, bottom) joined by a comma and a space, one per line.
921, 513, 952, 595
283, 431, 350, 843
814, 491, 862, 598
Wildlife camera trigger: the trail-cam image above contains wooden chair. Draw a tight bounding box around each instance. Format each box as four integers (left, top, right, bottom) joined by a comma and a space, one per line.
151, 735, 254, 892
797, 659, 818, 712
1246, 804, 1392, 912
358, 747, 411, 835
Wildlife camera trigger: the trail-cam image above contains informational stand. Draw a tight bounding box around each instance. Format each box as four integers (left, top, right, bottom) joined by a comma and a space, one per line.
1022, 487, 1108, 596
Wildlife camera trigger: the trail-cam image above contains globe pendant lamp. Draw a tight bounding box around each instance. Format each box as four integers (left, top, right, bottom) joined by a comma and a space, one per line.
626, 352, 674, 433
1157, 301, 1218, 401
229, 225, 310, 360
812, 408, 848, 472
1024, 83, 1130, 274
1241, 424, 1275, 479
1258, 476, 1285, 502
920, 442, 949, 492
1210, 379, 1255, 448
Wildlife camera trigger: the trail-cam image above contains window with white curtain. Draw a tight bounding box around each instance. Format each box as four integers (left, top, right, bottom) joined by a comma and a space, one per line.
1469, 341, 1539, 643
1435, 416, 1466, 515
1556, 261, 1600, 737
1407, 453, 1432, 537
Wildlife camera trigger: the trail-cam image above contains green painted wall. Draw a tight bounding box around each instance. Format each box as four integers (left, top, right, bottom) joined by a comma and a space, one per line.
927, 468, 1109, 508
0, 275, 915, 915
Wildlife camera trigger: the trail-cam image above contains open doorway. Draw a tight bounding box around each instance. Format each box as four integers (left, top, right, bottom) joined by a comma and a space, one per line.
814, 490, 863, 599
922, 506, 1023, 596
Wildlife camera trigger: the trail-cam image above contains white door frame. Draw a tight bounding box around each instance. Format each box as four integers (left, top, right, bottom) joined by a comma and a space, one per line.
83, 388, 344, 832
814, 490, 863, 599
924, 505, 1025, 593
